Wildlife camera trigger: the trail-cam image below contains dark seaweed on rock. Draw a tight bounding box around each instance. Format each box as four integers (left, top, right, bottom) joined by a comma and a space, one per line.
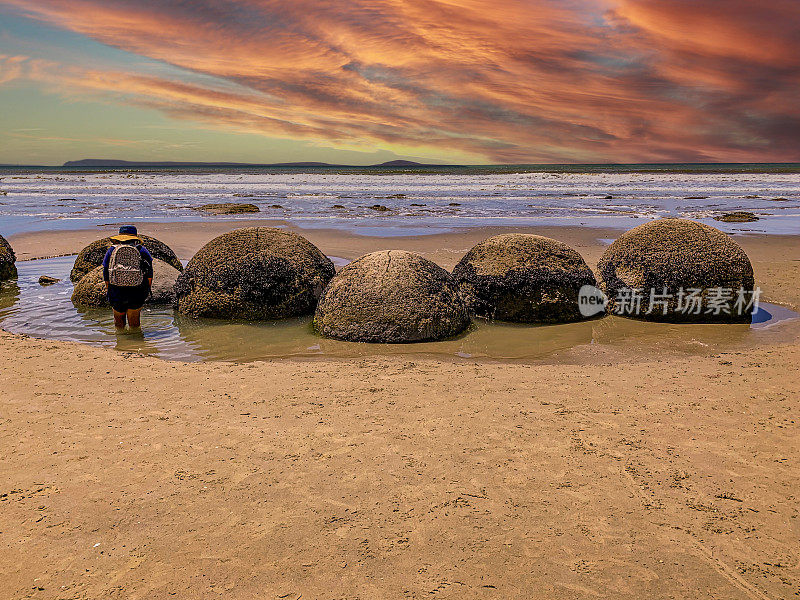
70, 234, 182, 283
452, 234, 596, 323
0, 234, 17, 281
314, 250, 469, 343
175, 227, 335, 320
597, 218, 755, 323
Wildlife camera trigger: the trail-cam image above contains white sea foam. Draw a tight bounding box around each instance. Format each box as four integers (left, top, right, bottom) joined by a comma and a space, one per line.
0, 170, 798, 235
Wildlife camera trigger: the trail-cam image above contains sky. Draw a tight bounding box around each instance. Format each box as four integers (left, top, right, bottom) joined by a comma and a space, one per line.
0, 0, 798, 165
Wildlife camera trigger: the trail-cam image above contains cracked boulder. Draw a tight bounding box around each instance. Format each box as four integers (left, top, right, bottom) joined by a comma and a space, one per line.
314, 250, 470, 342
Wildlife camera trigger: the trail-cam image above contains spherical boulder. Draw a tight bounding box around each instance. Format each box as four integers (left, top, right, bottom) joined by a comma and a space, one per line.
314, 250, 469, 343
71, 259, 182, 307
175, 227, 335, 320
597, 219, 756, 323
70, 234, 182, 283
452, 234, 597, 323
0, 234, 17, 281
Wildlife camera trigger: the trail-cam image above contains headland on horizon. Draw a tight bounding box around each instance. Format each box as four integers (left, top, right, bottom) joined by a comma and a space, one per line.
60, 158, 457, 169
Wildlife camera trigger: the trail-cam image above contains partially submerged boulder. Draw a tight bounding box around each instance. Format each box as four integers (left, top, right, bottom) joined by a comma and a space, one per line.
70, 234, 182, 282
71, 259, 182, 307
714, 212, 759, 223
452, 234, 597, 323
194, 203, 260, 215
597, 218, 756, 322
175, 227, 334, 319
0, 234, 16, 280
314, 250, 469, 343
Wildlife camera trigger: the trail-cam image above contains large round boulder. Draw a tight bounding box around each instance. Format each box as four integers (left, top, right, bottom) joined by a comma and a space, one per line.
70, 234, 182, 283
314, 250, 470, 343
0, 234, 16, 281
71, 259, 182, 307
175, 227, 335, 320
452, 234, 596, 323
597, 219, 756, 323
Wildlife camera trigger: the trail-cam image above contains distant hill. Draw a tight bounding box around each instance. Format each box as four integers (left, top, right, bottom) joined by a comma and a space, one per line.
372, 160, 432, 167
61, 159, 452, 168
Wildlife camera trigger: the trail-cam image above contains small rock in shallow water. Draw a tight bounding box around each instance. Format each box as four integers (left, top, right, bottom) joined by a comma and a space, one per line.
368, 204, 390, 211
38, 276, 60, 285
714, 211, 759, 223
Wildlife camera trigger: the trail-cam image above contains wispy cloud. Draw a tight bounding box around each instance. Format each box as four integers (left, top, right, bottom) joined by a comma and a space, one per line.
1, 0, 798, 162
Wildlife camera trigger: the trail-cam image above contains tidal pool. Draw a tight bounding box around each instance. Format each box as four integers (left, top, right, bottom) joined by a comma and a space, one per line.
0, 256, 796, 363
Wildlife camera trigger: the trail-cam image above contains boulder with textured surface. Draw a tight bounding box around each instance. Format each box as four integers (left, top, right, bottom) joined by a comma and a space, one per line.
70, 235, 182, 282
0, 234, 16, 280
597, 218, 755, 322
71, 259, 181, 307
175, 227, 334, 319
452, 234, 597, 323
314, 250, 469, 343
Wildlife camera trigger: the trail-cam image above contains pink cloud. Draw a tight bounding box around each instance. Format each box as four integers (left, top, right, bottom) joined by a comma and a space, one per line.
2, 0, 798, 162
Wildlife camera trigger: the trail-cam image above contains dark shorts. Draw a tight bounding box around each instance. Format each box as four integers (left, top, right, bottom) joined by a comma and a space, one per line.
107, 284, 150, 313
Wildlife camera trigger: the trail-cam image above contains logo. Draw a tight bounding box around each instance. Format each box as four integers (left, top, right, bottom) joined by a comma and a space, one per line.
578, 285, 608, 317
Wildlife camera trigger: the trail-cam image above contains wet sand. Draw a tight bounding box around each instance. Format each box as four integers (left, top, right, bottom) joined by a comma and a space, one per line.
10, 220, 800, 307
1, 222, 799, 599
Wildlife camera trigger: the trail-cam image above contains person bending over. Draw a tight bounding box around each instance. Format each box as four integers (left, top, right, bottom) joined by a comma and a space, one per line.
102, 225, 153, 329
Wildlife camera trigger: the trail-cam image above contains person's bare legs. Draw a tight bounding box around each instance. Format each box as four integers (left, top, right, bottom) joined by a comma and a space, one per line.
126, 308, 142, 329
113, 309, 127, 329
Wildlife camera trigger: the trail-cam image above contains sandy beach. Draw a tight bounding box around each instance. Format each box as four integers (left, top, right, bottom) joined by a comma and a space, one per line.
1, 222, 798, 599
3, 0, 799, 594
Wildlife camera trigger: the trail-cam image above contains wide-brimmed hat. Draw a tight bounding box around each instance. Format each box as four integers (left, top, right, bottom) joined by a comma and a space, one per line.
110, 225, 141, 243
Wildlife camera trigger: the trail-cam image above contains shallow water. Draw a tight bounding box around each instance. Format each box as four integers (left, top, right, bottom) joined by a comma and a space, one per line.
1, 257, 797, 363
1, 168, 799, 236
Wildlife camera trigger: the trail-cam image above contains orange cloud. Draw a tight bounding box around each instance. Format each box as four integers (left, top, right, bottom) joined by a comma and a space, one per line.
1, 0, 798, 162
